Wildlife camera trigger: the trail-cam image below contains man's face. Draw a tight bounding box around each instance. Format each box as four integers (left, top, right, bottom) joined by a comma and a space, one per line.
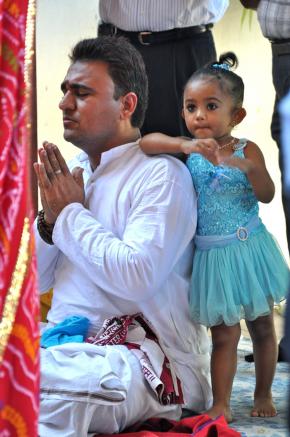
59, 60, 122, 155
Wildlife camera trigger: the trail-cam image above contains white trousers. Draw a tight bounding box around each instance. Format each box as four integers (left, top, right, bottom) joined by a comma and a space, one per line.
39, 343, 180, 437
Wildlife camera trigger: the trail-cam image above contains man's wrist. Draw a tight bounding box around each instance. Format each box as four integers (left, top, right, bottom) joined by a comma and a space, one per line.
44, 212, 55, 225
37, 209, 55, 245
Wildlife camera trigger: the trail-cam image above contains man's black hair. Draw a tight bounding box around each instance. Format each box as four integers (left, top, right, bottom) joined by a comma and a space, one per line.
70, 36, 148, 128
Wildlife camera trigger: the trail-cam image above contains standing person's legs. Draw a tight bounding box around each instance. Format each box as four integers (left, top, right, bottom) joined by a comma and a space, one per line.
271, 48, 290, 252
138, 30, 217, 137
271, 48, 290, 363
206, 323, 241, 423
246, 312, 277, 417
270, 96, 290, 255
273, 44, 290, 431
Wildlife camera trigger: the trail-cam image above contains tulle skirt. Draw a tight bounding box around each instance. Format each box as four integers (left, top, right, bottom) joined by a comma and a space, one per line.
189, 223, 289, 327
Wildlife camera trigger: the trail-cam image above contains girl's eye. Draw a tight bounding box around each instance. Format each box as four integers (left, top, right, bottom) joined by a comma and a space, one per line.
207, 103, 218, 110
186, 104, 196, 113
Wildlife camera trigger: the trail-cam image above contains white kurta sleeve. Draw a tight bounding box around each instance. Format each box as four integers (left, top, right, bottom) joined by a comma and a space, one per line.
52, 162, 196, 302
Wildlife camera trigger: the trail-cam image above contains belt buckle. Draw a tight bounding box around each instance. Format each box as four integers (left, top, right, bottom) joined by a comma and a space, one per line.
138, 31, 152, 45
110, 25, 118, 36
98, 23, 118, 36
236, 226, 248, 241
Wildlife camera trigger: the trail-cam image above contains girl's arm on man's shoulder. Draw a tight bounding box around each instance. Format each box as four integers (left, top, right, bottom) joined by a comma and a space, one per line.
139, 134, 220, 164
139, 133, 186, 155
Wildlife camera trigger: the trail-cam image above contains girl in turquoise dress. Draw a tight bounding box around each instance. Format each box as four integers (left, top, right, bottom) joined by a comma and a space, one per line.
139, 52, 289, 423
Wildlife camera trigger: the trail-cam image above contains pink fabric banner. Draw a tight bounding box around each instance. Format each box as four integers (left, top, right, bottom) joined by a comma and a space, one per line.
0, 1, 39, 435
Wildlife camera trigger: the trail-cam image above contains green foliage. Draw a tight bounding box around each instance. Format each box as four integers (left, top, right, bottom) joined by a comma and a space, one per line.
241, 8, 254, 29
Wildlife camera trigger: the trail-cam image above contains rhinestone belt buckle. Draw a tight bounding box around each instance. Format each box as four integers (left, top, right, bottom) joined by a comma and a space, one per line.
236, 226, 248, 241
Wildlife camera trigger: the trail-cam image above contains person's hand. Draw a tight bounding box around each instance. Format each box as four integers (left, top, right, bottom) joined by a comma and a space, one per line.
181, 138, 222, 165
33, 141, 85, 223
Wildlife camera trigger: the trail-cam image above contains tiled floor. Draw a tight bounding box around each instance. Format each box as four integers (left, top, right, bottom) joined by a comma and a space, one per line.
232, 335, 289, 437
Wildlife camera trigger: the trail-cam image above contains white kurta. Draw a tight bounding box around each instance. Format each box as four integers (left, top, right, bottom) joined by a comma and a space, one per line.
37, 142, 211, 436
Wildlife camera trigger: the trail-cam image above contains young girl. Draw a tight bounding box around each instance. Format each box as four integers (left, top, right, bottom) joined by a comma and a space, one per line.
139, 52, 289, 422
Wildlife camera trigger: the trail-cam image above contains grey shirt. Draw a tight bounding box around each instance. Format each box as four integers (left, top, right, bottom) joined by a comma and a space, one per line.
99, 0, 229, 32
257, 0, 290, 40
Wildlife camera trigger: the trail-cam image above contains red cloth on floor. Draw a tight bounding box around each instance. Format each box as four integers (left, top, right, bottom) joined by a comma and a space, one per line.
97, 414, 241, 437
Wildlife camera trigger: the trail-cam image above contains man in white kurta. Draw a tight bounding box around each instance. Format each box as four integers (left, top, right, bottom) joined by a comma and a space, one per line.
35, 36, 211, 437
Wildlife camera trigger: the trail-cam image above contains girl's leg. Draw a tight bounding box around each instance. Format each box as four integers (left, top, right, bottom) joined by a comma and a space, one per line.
246, 312, 277, 417
206, 323, 241, 422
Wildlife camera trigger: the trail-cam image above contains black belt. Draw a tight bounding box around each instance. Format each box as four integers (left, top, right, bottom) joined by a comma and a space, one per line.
271, 38, 290, 55
98, 22, 213, 46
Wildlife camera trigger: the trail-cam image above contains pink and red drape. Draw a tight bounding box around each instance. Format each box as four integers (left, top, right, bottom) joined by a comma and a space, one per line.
0, 0, 39, 435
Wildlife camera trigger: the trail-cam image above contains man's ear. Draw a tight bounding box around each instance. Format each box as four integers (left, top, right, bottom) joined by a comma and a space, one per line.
120, 92, 138, 120
231, 107, 247, 127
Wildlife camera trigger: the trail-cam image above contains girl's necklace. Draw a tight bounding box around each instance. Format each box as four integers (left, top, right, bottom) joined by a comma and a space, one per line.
217, 138, 237, 150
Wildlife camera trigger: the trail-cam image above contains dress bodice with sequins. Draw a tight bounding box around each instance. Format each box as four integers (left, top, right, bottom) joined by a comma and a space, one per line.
186, 138, 259, 236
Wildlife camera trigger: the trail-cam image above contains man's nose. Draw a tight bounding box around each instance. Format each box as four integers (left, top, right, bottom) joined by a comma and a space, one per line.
59, 92, 75, 111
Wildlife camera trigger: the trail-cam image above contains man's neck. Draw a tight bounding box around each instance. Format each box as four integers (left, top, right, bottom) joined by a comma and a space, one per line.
115, 127, 141, 148
89, 128, 140, 170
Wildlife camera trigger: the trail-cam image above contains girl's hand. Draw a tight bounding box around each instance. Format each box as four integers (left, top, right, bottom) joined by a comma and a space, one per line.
181, 138, 222, 166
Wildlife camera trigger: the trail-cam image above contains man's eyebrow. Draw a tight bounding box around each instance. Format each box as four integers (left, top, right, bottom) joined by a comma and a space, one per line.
60, 81, 95, 93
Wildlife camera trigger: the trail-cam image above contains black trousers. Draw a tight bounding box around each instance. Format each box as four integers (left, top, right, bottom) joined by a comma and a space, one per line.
124, 30, 217, 137
271, 43, 290, 253
271, 42, 290, 432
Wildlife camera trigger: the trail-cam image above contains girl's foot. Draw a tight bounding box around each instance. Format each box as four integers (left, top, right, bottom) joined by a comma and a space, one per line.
206, 405, 233, 423
251, 396, 277, 417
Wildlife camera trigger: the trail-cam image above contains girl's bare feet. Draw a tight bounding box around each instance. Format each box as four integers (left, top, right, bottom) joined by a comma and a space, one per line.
251, 395, 277, 417
206, 405, 233, 423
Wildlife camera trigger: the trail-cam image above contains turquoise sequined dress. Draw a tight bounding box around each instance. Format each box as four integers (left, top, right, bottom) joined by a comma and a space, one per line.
186, 138, 289, 327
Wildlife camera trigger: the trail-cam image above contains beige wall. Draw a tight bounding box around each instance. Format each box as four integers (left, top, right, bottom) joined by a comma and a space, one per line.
36, 0, 288, 258
36, 0, 97, 159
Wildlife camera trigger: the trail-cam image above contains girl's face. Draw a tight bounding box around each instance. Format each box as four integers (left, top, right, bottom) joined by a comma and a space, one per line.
182, 78, 238, 141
